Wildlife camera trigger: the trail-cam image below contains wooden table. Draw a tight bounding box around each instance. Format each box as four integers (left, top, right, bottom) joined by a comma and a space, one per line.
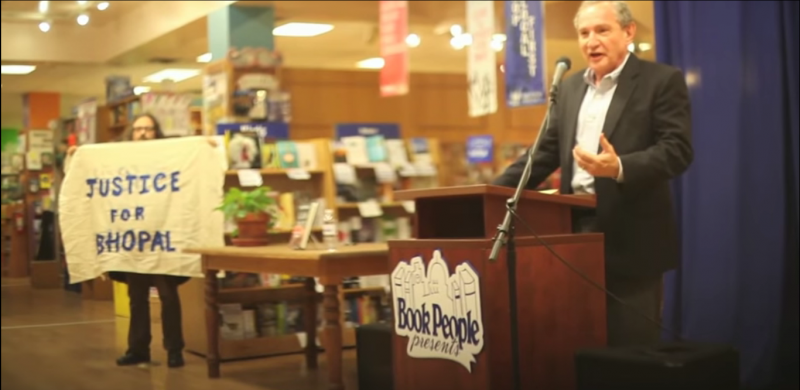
185, 243, 389, 390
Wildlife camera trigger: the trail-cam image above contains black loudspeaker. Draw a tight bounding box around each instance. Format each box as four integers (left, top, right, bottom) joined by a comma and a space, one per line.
575, 342, 740, 390
356, 322, 393, 390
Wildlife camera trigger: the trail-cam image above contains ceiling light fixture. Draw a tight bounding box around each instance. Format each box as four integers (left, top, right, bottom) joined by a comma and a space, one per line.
450, 33, 472, 50
97, 2, 109, 11
143, 69, 201, 83
196, 53, 212, 63
356, 58, 384, 69
77, 14, 89, 26
38, 1, 49, 13
405, 34, 421, 48
450, 24, 463, 36
77, 1, 87, 5
133, 86, 151, 95
273, 23, 333, 37
491, 40, 503, 52
1, 65, 37, 75
39, 21, 51, 33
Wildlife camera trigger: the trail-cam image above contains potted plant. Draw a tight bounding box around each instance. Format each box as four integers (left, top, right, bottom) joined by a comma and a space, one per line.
216, 186, 278, 247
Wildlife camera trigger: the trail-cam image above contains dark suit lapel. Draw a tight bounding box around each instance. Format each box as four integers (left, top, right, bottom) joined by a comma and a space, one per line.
600, 55, 640, 146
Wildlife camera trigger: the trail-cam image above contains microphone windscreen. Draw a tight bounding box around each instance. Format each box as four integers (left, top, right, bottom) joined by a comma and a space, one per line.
556, 56, 572, 70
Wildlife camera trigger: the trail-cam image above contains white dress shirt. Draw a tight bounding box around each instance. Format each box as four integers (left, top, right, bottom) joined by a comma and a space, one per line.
571, 54, 630, 195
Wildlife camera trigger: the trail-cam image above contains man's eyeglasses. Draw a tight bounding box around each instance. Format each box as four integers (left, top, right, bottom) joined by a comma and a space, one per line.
132, 126, 155, 133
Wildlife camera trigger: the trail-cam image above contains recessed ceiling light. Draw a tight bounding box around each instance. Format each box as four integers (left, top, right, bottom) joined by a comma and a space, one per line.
77, 14, 89, 26
38, 1, 49, 13
97, 2, 109, 11
356, 58, 384, 69
273, 23, 333, 37
1, 65, 37, 75
39, 21, 51, 33
196, 53, 212, 63
405, 34, 421, 48
143, 69, 201, 83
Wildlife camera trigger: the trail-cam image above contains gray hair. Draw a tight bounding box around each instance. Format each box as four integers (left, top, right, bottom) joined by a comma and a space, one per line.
573, 1, 634, 29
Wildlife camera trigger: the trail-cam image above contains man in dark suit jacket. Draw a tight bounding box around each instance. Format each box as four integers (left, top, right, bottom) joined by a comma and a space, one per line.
492, 1, 693, 346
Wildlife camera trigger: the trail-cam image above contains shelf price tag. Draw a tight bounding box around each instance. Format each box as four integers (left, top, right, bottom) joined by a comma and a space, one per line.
286, 169, 311, 180
413, 162, 437, 177
397, 163, 417, 177
357, 199, 384, 218
333, 163, 357, 185
237, 169, 263, 187
373, 163, 397, 184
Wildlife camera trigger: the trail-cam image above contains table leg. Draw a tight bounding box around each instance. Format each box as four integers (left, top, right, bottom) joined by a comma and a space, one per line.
304, 277, 319, 369
323, 283, 343, 390
204, 269, 220, 378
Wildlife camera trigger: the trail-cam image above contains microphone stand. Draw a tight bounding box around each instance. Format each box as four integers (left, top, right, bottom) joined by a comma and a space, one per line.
488, 85, 559, 390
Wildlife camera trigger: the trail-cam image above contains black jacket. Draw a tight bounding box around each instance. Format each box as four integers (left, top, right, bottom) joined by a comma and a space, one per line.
492, 55, 693, 278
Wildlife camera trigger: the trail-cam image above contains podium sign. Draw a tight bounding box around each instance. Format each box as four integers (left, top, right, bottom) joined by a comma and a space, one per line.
390, 185, 607, 390
391, 250, 485, 372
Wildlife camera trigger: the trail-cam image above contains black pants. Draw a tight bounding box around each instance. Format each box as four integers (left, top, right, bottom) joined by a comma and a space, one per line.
126, 273, 185, 355
573, 209, 663, 347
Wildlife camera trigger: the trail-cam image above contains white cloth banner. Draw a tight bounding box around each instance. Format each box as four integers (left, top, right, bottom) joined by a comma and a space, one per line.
59, 136, 226, 283
467, 0, 498, 117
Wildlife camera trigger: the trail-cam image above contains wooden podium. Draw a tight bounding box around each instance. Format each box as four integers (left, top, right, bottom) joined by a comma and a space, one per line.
389, 185, 607, 390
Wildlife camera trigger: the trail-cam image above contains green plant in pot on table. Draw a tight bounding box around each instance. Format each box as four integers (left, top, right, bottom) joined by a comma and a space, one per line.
216, 186, 279, 247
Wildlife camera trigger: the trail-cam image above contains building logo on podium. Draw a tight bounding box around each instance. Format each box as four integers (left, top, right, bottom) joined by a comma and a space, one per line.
391, 250, 484, 372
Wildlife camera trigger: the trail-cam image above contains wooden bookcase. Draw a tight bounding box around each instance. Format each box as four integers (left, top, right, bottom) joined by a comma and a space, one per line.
179, 56, 446, 361
180, 138, 358, 361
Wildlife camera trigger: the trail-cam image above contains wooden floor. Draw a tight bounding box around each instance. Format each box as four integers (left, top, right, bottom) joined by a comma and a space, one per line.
0, 278, 360, 390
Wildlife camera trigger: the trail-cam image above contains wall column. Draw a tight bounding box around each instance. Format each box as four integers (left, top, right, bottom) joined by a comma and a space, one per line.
207, 5, 275, 61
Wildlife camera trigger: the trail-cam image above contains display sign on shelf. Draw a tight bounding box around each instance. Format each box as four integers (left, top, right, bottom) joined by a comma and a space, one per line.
466, 135, 494, 164
335, 123, 400, 140
216, 122, 290, 141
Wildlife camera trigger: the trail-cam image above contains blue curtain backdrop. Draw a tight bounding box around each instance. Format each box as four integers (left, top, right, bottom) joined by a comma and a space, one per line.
654, 1, 799, 389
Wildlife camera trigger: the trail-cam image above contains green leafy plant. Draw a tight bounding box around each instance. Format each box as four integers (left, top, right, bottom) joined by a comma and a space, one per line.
215, 186, 279, 228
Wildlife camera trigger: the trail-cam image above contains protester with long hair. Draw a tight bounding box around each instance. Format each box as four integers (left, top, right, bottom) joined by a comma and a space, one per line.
66, 113, 213, 368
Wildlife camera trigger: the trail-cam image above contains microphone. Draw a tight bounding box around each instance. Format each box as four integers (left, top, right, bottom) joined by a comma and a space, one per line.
489, 55, 572, 261
488, 55, 572, 390
549, 56, 572, 97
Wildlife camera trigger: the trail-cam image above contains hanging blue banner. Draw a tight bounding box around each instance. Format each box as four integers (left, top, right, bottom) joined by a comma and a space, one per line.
335, 123, 401, 139
216, 122, 290, 140
504, 1, 547, 107
466, 135, 494, 164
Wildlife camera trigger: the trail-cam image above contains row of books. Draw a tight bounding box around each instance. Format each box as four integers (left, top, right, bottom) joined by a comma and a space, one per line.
332, 136, 432, 167
219, 301, 311, 340
221, 132, 438, 172
218, 294, 392, 341
224, 133, 319, 171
